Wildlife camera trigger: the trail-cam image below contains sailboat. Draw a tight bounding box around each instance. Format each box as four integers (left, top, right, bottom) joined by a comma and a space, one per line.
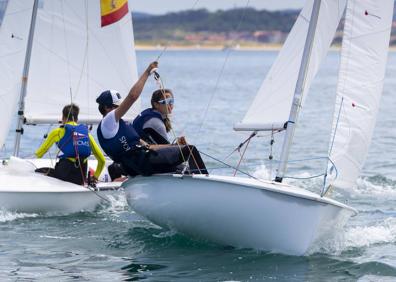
0, 0, 139, 213
123, 0, 393, 255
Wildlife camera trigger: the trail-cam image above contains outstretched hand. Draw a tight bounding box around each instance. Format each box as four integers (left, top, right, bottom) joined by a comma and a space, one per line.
177, 136, 187, 145
115, 61, 159, 121
146, 61, 158, 76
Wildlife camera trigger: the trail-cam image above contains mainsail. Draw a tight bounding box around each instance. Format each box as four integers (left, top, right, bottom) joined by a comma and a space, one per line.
0, 1, 35, 149
24, 0, 139, 124
328, 0, 394, 189
234, 0, 346, 131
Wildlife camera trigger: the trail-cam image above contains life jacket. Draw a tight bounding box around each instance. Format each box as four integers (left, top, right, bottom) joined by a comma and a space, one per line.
133, 108, 163, 139
57, 124, 91, 159
97, 118, 140, 162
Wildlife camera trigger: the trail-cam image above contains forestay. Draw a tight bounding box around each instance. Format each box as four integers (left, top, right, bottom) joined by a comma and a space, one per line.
328, 0, 394, 189
0, 1, 35, 148
24, 0, 139, 124
234, 0, 346, 131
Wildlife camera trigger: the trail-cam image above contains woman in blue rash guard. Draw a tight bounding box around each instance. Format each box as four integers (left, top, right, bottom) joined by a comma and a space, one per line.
132, 89, 207, 173
96, 62, 208, 177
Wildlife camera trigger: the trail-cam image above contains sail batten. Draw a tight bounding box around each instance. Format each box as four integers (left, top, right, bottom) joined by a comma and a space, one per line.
328, 0, 394, 189
235, 0, 346, 131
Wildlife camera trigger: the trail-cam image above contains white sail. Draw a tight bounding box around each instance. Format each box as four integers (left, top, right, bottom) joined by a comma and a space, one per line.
0, 1, 35, 148
234, 0, 346, 131
24, 0, 139, 124
328, 0, 394, 189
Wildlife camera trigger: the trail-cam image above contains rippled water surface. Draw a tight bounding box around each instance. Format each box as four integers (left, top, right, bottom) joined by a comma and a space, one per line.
1, 50, 396, 281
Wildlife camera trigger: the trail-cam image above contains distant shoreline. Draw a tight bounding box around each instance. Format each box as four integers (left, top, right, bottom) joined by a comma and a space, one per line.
135, 44, 396, 52
135, 43, 283, 51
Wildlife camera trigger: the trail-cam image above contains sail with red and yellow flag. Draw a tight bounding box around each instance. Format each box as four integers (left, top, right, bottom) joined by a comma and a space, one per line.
101, 0, 129, 27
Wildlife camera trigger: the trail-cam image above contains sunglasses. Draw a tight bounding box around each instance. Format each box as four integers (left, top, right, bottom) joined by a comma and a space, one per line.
158, 97, 174, 105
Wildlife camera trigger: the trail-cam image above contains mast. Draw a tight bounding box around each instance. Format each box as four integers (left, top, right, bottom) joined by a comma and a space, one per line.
275, 0, 322, 183
13, 0, 39, 157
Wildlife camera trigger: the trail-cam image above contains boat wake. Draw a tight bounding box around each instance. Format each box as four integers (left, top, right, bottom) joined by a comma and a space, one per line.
309, 217, 396, 255
344, 218, 396, 248
356, 175, 396, 197
97, 190, 129, 214
0, 209, 38, 222
252, 164, 273, 180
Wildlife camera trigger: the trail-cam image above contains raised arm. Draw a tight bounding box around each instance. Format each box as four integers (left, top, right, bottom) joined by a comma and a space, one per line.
114, 61, 158, 121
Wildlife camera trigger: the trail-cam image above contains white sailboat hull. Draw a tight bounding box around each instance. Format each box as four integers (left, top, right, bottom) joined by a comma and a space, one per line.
124, 174, 356, 255
0, 190, 102, 214
0, 157, 120, 214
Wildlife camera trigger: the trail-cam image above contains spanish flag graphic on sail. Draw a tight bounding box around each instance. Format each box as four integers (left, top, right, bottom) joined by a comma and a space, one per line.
101, 0, 129, 27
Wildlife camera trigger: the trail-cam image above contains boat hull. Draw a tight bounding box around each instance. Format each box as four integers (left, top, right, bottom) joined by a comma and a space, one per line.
0, 157, 120, 214
124, 174, 356, 255
0, 191, 102, 214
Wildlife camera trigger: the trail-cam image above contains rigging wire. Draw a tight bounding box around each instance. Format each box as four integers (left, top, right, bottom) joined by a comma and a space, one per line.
152, 72, 203, 173
319, 0, 358, 194
147, 0, 253, 175
154, 0, 201, 61
233, 134, 253, 176
179, 0, 252, 168
200, 149, 335, 196
195, 0, 251, 137
60, 0, 73, 102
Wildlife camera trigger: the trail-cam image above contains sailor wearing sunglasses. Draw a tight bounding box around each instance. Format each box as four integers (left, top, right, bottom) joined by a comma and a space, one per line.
96, 62, 207, 177
132, 89, 207, 175
133, 89, 176, 145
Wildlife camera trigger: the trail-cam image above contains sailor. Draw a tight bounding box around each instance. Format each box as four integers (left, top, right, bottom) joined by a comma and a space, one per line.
132, 88, 207, 173
35, 103, 105, 185
96, 62, 208, 177
132, 89, 174, 144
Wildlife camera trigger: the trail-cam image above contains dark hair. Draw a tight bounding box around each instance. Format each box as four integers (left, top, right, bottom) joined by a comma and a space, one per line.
98, 104, 107, 116
151, 89, 173, 107
151, 89, 173, 132
98, 104, 115, 116
62, 103, 79, 122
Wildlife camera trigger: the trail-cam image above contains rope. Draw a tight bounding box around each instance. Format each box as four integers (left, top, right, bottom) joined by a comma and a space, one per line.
283, 173, 325, 180
269, 129, 275, 177
152, 73, 189, 162
147, 0, 254, 175
223, 132, 257, 161
60, 0, 73, 97
199, 150, 265, 182
151, 71, 203, 174
233, 133, 255, 176
194, 0, 251, 138
201, 149, 336, 186
149, 1, 252, 172
71, 130, 87, 185
153, 0, 201, 61
322, 96, 344, 193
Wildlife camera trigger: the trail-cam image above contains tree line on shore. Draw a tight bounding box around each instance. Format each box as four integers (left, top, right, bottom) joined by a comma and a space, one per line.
133, 8, 396, 46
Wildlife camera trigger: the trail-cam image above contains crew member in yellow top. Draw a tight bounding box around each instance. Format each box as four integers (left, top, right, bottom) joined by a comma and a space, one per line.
35, 103, 105, 185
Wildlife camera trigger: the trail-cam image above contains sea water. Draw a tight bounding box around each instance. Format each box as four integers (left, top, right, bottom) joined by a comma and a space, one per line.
0, 50, 395, 281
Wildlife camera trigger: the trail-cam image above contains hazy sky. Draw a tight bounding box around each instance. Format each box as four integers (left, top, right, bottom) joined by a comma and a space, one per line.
130, 0, 305, 14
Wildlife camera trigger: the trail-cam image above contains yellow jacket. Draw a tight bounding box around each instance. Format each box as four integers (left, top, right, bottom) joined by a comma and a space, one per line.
35, 122, 105, 179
